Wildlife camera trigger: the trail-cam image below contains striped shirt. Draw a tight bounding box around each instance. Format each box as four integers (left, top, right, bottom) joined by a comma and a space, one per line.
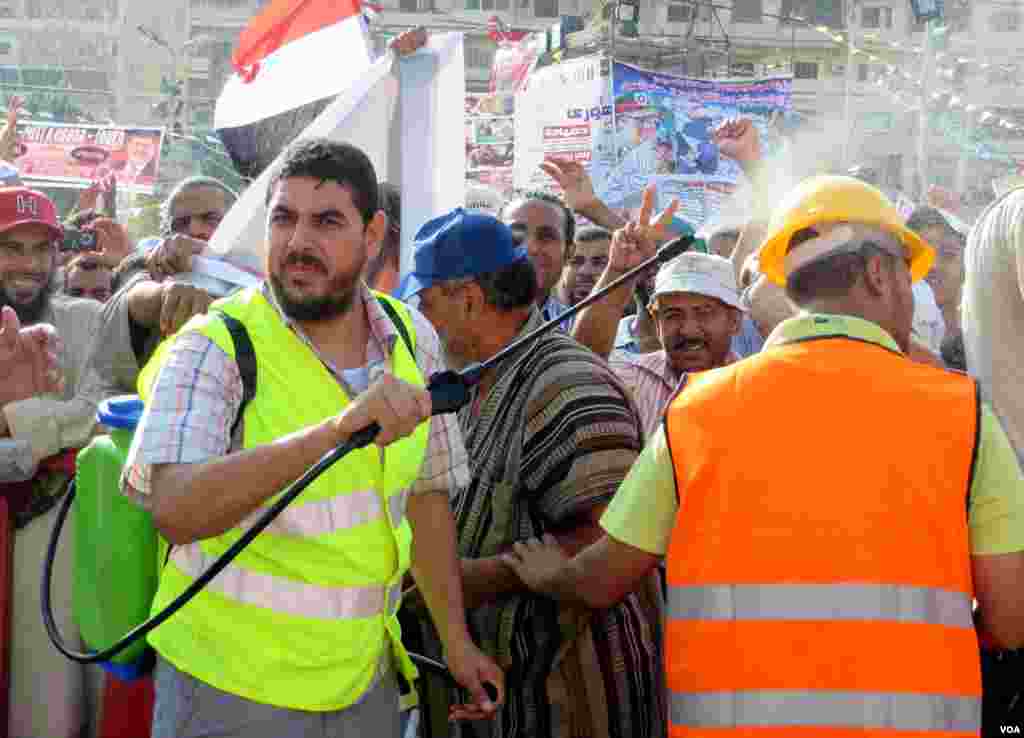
122, 282, 469, 500
610, 349, 738, 440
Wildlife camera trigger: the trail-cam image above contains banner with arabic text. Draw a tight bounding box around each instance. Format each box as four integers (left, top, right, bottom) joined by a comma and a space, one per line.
513, 55, 612, 197
13, 122, 165, 194
594, 62, 791, 227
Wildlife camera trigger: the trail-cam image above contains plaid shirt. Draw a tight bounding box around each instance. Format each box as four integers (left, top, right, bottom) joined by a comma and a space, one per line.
123, 283, 469, 500
610, 348, 737, 440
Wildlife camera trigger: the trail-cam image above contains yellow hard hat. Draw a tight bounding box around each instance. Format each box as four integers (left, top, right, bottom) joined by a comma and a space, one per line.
758, 175, 935, 286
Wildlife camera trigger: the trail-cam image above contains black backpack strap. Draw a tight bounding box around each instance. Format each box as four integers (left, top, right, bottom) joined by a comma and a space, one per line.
967, 379, 982, 518
217, 312, 257, 439
161, 313, 256, 574
376, 295, 415, 358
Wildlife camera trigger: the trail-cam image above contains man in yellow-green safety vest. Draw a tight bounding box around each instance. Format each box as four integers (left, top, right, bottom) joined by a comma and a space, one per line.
123, 138, 505, 737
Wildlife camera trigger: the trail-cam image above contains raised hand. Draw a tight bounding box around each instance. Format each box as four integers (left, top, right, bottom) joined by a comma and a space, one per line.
390, 26, 428, 57
540, 157, 600, 213
6, 95, 23, 129
713, 117, 762, 170
90, 218, 134, 269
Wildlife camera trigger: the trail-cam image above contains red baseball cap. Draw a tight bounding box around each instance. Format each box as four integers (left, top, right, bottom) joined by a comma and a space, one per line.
0, 187, 62, 241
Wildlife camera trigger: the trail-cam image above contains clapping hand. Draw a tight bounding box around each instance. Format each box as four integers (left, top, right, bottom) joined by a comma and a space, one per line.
0, 306, 63, 405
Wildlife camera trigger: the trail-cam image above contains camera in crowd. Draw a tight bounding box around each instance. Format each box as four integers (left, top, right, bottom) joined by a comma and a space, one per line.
60, 227, 98, 254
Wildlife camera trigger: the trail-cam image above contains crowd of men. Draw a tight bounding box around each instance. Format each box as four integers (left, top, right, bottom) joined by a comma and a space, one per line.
2, 34, 1023, 738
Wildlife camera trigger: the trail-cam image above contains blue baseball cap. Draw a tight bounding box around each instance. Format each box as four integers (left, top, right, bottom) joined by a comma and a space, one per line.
397, 208, 528, 301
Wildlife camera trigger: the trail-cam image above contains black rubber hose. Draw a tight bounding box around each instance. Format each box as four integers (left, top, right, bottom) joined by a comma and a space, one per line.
42, 237, 691, 702
41, 426, 379, 665
41, 426, 497, 702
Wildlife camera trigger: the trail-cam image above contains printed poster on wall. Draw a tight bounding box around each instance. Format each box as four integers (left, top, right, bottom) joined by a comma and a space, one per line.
13, 122, 165, 194
513, 55, 612, 197
466, 92, 516, 202
595, 62, 792, 227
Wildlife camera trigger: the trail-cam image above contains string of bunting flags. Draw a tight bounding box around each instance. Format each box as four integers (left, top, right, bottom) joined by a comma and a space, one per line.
783, 15, 1024, 134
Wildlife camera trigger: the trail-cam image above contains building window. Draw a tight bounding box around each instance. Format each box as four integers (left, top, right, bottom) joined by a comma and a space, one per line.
534, 0, 558, 17
858, 63, 869, 81
0, 3, 15, 18
945, 0, 970, 32
65, 70, 110, 91
466, 0, 511, 8
861, 6, 892, 28
989, 9, 1020, 30
793, 61, 819, 79
400, 0, 428, 10
189, 80, 210, 99
465, 43, 495, 69
668, 2, 693, 22
0, 42, 12, 56
987, 64, 1018, 85
732, 0, 762, 23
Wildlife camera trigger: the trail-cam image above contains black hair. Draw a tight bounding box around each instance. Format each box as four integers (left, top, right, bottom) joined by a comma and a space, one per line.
379, 182, 401, 231
265, 138, 379, 226
634, 277, 653, 311
365, 182, 401, 287
443, 259, 539, 311
785, 228, 898, 304
500, 190, 576, 248
476, 258, 539, 309
575, 225, 612, 244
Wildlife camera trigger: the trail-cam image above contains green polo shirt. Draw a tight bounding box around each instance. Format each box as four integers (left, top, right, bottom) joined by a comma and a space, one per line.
601, 313, 1024, 556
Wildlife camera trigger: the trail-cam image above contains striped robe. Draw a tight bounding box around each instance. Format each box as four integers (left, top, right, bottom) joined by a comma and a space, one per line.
406, 308, 666, 738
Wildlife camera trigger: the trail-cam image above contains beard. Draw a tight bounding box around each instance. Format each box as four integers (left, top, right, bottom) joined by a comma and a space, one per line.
269, 252, 362, 322
0, 271, 55, 325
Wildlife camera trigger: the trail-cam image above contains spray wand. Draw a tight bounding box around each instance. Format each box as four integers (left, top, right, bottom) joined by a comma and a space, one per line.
42, 234, 696, 693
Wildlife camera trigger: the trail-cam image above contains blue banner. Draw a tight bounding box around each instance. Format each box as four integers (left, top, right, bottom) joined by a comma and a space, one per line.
592, 62, 792, 227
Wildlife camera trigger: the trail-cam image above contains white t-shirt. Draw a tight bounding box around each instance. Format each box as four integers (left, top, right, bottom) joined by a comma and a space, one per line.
912, 280, 945, 355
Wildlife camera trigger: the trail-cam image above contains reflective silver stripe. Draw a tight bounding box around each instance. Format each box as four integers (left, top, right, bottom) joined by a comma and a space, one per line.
238, 489, 383, 539
668, 584, 972, 627
172, 545, 401, 620
669, 690, 980, 732
388, 490, 409, 528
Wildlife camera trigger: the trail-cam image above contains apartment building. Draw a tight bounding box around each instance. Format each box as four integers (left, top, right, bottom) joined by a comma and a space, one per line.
377, 0, 1023, 199
0, 0, 1013, 199
0, 0, 121, 121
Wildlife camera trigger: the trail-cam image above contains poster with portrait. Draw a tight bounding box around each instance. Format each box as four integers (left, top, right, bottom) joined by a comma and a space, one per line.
515, 58, 792, 228
466, 92, 516, 202
13, 122, 165, 194
594, 62, 792, 226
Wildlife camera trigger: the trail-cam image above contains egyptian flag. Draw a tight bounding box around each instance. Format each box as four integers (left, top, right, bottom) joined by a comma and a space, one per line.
215, 0, 374, 180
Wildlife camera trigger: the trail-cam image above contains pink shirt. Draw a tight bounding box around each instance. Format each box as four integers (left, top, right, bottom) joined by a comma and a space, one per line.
609, 349, 737, 440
